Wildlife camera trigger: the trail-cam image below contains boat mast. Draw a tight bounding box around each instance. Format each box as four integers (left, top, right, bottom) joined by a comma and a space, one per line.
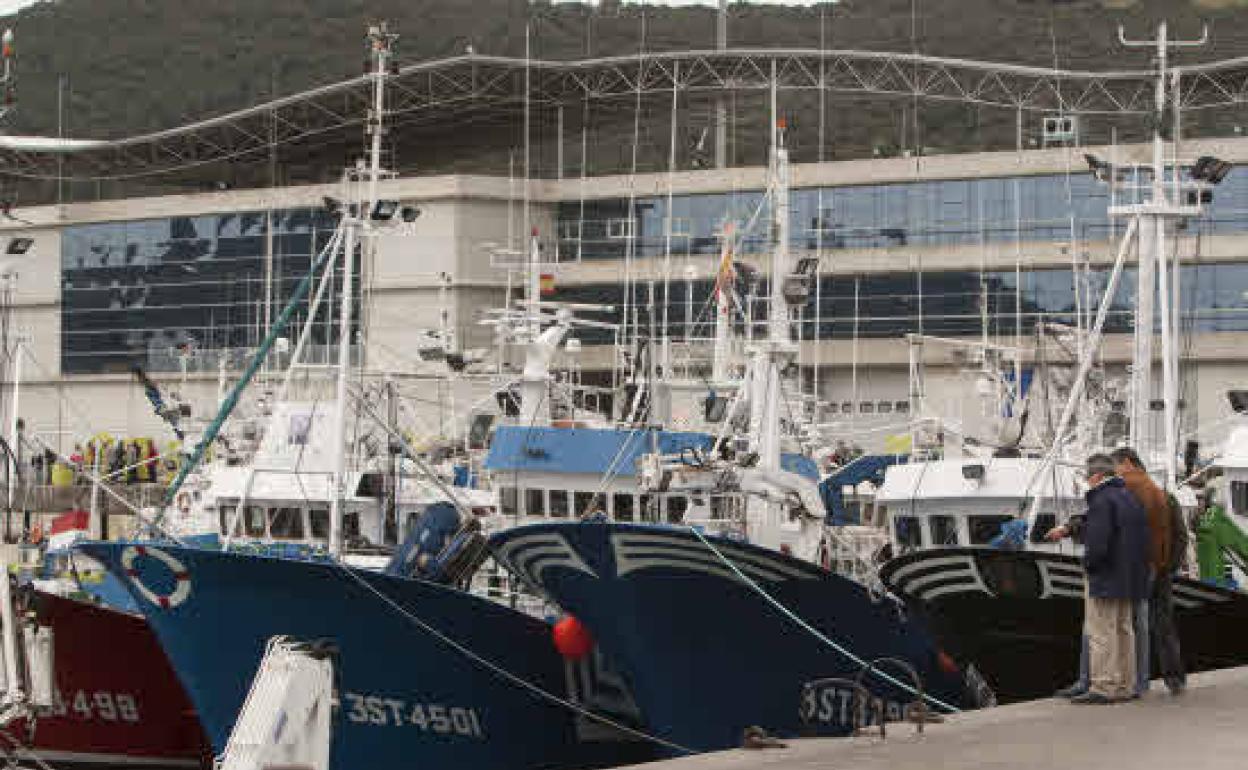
328, 23, 394, 556
711, 224, 734, 385
748, 62, 795, 481
1119, 21, 1206, 488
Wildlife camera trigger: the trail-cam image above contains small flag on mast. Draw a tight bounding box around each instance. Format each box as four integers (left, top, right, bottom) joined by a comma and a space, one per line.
713, 222, 736, 300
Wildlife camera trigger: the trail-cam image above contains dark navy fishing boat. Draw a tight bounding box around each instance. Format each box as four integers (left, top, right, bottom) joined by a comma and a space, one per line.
490, 519, 978, 752
78, 540, 651, 770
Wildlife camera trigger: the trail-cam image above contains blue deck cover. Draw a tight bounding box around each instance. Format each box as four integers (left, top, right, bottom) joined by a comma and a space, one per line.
485, 425, 820, 482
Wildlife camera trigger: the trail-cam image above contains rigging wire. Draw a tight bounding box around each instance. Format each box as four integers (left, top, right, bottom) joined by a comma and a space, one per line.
330, 560, 694, 755
687, 526, 960, 714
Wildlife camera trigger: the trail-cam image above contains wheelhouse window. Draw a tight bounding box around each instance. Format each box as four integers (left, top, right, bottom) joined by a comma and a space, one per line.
244, 505, 266, 537
499, 487, 519, 516
344, 512, 361, 540
574, 491, 596, 517
969, 515, 1015, 545
639, 494, 656, 522
269, 507, 305, 540
710, 495, 741, 520
549, 490, 570, 518
1231, 481, 1248, 516
309, 509, 330, 540
666, 495, 689, 523
929, 515, 958, 546
614, 493, 635, 522
526, 489, 546, 517
1030, 513, 1057, 544
893, 515, 921, 549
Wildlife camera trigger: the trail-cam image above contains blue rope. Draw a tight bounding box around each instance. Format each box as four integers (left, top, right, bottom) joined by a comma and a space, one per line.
688, 527, 961, 714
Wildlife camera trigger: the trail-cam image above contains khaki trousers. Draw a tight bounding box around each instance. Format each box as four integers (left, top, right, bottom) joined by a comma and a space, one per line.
1085, 591, 1136, 699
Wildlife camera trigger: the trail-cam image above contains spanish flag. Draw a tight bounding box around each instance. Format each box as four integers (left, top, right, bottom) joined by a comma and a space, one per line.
540, 273, 556, 296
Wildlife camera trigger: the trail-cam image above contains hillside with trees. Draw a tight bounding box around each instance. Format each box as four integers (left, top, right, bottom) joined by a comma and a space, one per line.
2, 0, 1247, 199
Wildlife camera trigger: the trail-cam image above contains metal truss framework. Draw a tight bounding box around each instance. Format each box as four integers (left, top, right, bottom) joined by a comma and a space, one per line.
5, 47, 1248, 181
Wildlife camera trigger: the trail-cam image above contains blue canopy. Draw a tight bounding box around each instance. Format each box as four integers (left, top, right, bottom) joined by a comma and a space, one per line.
484, 425, 819, 482
819, 454, 908, 525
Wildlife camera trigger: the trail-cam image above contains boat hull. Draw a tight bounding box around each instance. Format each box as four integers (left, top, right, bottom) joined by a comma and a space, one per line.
489, 521, 975, 753
3, 590, 210, 770
77, 543, 649, 770
880, 548, 1248, 701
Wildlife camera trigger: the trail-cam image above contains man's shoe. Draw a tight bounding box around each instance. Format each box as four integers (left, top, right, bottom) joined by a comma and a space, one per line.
1055, 684, 1088, 698
1166, 679, 1186, 696
1070, 691, 1115, 705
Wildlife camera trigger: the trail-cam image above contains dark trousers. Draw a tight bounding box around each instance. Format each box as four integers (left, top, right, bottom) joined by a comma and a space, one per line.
1151, 572, 1186, 690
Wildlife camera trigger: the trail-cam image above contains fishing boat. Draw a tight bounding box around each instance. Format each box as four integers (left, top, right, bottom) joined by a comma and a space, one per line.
488, 98, 985, 754
0, 512, 211, 770
877, 23, 1248, 703
79, 25, 654, 770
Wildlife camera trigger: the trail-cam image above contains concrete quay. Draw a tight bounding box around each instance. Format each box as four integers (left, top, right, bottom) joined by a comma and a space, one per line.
633, 666, 1248, 770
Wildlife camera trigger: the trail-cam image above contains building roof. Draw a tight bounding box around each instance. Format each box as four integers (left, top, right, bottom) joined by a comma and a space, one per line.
4, 47, 1248, 184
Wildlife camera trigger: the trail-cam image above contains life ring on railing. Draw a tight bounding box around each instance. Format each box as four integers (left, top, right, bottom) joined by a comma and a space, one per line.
121, 545, 191, 609
175, 491, 192, 516
28, 525, 43, 545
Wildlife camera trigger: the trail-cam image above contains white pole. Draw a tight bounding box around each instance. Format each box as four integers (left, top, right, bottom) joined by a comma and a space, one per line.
328, 222, 355, 559
1025, 217, 1139, 528
5, 338, 19, 512
0, 574, 23, 703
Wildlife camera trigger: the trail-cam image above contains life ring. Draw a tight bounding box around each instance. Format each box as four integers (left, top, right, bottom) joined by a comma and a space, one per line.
175, 491, 192, 516
28, 525, 43, 545
121, 546, 191, 609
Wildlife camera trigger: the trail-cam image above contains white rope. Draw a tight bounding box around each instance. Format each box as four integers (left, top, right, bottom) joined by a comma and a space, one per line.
687, 526, 961, 714
331, 563, 694, 755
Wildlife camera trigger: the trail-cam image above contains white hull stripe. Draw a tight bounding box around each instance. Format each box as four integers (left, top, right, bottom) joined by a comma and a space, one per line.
17, 749, 200, 768
1173, 583, 1231, 604
614, 546, 794, 582
921, 581, 987, 601
888, 554, 981, 583
614, 558, 748, 583
614, 536, 798, 579
903, 567, 980, 593
494, 533, 596, 581
615, 533, 815, 580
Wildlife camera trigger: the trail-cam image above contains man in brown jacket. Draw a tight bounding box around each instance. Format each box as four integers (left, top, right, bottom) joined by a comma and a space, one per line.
1111, 447, 1186, 695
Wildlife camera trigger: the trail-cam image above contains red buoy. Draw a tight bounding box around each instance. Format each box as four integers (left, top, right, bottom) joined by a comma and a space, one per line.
552, 615, 594, 659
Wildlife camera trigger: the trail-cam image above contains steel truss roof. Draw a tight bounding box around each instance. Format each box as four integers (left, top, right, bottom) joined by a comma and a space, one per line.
4, 47, 1248, 181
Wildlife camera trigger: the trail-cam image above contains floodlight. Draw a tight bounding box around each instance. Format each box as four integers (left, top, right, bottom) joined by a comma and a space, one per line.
401, 206, 421, 222
1192, 155, 1233, 185
371, 200, 400, 221
1228, 390, 1248, 414
1084, 153, 1114, 183
6, 237, 32, 255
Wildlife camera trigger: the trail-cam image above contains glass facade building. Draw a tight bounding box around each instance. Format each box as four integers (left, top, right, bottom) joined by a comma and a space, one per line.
550, 262, 1248, 346
61, 208, 350, 374
555, 171, 1248, 259
551, 169, 1248, 348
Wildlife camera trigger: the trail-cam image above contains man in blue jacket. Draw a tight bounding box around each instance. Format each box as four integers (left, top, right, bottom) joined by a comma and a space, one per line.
1071, 453, 1152, 704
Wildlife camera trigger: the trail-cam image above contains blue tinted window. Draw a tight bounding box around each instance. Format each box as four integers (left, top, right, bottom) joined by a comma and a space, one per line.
61, 209, 352, 374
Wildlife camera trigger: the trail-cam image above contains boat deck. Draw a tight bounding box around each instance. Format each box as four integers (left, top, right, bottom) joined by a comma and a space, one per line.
631, 666, 1248, 770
